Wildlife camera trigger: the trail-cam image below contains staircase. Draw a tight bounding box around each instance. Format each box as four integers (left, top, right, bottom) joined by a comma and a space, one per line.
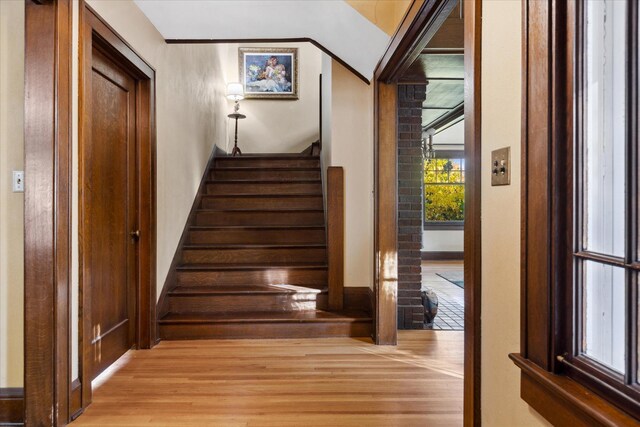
158, 152, 372, 339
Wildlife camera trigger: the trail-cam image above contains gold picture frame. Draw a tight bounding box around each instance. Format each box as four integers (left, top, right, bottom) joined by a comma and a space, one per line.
239, 47, 299, 100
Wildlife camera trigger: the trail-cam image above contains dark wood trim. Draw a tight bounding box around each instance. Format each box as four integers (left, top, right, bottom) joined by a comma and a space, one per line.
69, 380, 82, 421
510, 354, 638, 426
343, 287, 374, 315
156, 145, 226, 327
421, 251, 464, 261
373, 81, 398, 345
166, 38, 370, 85
79, 3, 157, 409
327, 167, 345, 311
462, 1, 482, 425
423, 102, 464, 132
0, 388, 24, 425
375, 0, 458, 82
23, 0, 73, 424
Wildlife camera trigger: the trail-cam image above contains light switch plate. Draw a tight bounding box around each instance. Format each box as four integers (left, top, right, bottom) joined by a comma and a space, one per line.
12, 171, 24, 193
491, 147, 511, 186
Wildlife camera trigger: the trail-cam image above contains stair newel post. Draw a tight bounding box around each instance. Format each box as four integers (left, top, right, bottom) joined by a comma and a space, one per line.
327, 167, 344, 310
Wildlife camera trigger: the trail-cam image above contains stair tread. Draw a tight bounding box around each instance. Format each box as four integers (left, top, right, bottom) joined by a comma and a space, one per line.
190, 225, 324, 230
183, 243, 326, 250
196, 208, 324, 213
212, 167, 319, 171
160, 310, 372, 324
206, 179, 321, 184
201, 194, 322, 198
216, 154, 319, 159
169, 284, 325, 295
177, 263, 328, 271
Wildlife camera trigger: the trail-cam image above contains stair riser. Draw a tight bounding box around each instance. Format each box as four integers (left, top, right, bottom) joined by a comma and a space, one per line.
214, 158, 320, 169
181, 247, 327, 265
159, 321, 372, 340
200, 196, 323, 210
176, 269, 327, 286
211, 169, 320, 181
206, 182, 321, 195
195, 211, 324, 226
166, 293, 324, 314
188, 229, 326, 245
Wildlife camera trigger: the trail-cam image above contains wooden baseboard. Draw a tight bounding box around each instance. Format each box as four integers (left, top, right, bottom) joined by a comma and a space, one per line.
70, 379, 83, 420
421, 251, 464, 261
0, 388, 24, 425
344, 287, 373, 315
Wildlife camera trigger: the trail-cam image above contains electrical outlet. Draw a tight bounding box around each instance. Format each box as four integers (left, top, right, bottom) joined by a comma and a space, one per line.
491, 147, 511, 186
12, 171, 24, 193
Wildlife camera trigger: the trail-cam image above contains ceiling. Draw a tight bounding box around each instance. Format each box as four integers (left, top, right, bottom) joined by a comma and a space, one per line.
133, 0, 390, 82
420, 54, 464, 132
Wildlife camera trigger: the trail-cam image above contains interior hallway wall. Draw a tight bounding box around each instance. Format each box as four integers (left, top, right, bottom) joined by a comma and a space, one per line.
0, 0, 25, 388
481, 1, 550, 425
222, 42, 322, 154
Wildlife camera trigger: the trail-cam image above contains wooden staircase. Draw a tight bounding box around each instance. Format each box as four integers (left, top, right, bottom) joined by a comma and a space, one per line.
158, 152, 372, 339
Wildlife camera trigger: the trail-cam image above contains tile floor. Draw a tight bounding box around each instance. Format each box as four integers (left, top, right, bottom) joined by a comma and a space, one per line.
421, 260, 464, 331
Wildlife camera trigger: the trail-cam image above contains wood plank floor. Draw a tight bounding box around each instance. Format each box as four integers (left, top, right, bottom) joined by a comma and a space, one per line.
74, 331, 463, 426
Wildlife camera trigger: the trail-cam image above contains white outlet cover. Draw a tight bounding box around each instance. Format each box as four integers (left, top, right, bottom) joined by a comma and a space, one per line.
12, 171, 24, 193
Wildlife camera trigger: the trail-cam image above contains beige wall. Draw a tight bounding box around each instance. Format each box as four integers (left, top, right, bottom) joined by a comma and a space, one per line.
0, 0, 25, 388
223, 42, 322, 153
345, 0, 412, 36
480, 1, 549, 425
325, 60, 374, 289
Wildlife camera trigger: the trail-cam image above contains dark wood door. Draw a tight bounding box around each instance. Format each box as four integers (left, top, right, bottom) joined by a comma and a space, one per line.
85, 45, 138, 379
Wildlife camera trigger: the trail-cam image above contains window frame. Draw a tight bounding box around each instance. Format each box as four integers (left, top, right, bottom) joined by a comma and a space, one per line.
423, 149, 465, 230
513, 0, 640, 424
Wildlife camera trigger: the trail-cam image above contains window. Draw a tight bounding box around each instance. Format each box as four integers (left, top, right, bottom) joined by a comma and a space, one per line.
515, 0, 640, 423
423, 152, 465, 229
560, 0, 640, 414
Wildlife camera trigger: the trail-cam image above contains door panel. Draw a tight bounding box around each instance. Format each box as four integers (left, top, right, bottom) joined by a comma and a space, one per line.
86, 46, 137, 379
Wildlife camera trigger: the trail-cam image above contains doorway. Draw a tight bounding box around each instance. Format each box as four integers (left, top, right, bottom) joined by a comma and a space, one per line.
79, 4, 157, 408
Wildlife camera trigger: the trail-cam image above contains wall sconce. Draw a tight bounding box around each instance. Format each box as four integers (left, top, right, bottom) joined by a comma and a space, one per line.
226, 82, 246, 156
423, 128, 436, 160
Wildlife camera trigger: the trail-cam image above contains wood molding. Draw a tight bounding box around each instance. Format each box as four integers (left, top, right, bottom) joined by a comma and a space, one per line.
374, 81, 398, 345
156, 145, 226, 326
165, 38, 370, 85
463, 1, 482, 426
421, 251, 464, 261
510, 354, 637, 427
24, 0, 73, 424
327, 167, 345, 310
343, 287, 374, 315
70, 380, 82, 421
0, 388, 24, 425
375, 0, 458, 82
79, 3, 157, 409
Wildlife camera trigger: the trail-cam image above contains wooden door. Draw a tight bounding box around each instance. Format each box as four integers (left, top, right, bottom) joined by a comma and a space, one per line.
85, 45, 138, 379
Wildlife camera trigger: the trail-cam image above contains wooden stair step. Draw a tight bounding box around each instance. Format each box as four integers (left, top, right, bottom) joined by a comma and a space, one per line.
200, 194, 323, 210
206, 180, 322, 195
195, 209, 325, 226
210, 168, 320, 181
158, 310, 372, 339
175, 264, 327, 286
214, 157, 320, 169
188, 225, 326, 245
166, 284, 326, 314
180, 244, 327, 265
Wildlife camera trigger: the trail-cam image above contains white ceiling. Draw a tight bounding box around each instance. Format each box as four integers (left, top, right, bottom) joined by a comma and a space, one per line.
133, 0, 390, 81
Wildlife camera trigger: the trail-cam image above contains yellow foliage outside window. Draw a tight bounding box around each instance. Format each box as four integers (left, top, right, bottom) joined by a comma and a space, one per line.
424, 158, 465, 222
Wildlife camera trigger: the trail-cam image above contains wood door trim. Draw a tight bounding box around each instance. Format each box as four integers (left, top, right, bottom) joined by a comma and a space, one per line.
372, 0, 482, 425
24, 0, 73, 424
79, 2, 157, 409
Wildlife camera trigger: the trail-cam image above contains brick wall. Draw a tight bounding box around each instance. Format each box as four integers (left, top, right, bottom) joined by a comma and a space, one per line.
397, 84, 426, 329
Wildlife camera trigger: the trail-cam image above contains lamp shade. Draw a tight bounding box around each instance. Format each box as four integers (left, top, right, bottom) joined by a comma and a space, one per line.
226, 82, 244, 101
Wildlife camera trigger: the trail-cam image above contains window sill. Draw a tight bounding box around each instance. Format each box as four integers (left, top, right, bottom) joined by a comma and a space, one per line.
509, 353, 638, 426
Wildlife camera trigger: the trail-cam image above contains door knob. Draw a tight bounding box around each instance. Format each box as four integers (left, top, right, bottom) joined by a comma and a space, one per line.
130, 230, 140, 240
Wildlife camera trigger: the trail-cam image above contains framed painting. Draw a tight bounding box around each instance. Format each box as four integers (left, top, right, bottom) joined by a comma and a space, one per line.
239, 47, 299, 99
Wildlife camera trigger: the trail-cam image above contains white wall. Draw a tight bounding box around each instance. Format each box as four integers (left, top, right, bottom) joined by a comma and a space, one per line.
0, 0, 24, 388
326, 60, 374, 289
481, 1, 550, 425
222, 42, 321, 153
422, 230, 463, 252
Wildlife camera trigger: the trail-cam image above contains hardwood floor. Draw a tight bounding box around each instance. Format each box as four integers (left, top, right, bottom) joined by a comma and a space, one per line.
73, 331, 463, 426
